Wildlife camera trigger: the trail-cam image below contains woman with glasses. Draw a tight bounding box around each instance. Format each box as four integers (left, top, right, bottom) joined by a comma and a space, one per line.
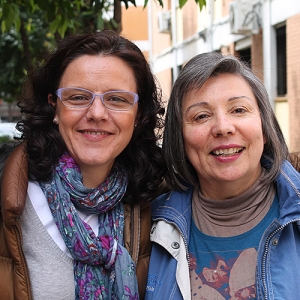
0, 30, 165, 300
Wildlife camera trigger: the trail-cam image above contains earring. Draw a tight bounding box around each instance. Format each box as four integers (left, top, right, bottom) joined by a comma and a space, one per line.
53, 117, 59, 124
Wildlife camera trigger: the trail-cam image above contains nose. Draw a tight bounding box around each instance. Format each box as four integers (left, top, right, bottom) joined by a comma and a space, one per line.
211, 114, 235, 137
85, 95, 109, 121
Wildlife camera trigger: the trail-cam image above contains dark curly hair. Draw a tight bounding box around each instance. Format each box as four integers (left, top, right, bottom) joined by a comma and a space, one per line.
17, 30, 165, 203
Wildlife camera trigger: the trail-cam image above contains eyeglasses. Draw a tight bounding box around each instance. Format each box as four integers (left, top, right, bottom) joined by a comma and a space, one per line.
56, 87, 139, 111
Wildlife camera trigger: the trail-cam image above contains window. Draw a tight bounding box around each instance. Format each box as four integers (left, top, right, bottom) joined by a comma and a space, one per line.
237, 48, 251, 68
276, 26, 287, 96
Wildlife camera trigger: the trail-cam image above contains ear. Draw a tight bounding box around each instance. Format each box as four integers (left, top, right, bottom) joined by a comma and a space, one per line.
263, 134, 267, 144
135, 111, 141, 127
48, 93, 56, 108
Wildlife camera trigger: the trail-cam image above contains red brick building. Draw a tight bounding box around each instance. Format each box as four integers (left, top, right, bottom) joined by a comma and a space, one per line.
122, 0, 300, 151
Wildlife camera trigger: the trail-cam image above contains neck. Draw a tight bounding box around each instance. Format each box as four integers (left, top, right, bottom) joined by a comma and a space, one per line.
80, 164, 113, 188
200, 168, 263, 200
192, 168, 275, 237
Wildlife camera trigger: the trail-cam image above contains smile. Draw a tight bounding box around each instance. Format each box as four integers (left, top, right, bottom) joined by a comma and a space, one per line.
212, 147, 243, 156
82, 131, 111, 135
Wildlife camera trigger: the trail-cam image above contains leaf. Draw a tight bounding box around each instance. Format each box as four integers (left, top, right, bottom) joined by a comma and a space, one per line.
49, 14, 62, 34
122, 0, 129, 9
58, 18, 69, 38
14, 14, 21, 31
178, 0, 206, 10
1, 20, 6, 33
128, 0, 137, 7
110, 17, 118, 30
74, 0, 85, 11
1, 3, 20, 33
96, 14, 104, 30
35, 0, 50, 11
144, 0, 163, 8
198, 0, 207, 11
143, 0, 148, 8
46, 2, 57, 21
178, 0, 188, 9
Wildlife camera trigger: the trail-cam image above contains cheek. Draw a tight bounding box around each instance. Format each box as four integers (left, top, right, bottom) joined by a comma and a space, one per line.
56, 110, 82, 139
183, 125, 207, 146
183, 126, 206, 159
111, 113, 136, 137
252, 124, 265, 146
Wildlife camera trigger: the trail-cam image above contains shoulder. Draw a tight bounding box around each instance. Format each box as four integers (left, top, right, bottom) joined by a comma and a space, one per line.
0, 142, 28, 181
151, 187, 194, 214
0, 142, 17, 176
289, 152, 300, 172
275, 159, 300, 212
0, 142, 28, 219
123, 202, 151, 261
124, 203, 151, 300
278, 159, 300, 183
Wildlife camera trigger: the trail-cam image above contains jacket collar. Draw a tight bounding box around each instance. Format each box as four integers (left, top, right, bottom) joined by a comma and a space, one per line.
151, 187, 193, 243
275, 160, 300, 224
151, 158, 300, 234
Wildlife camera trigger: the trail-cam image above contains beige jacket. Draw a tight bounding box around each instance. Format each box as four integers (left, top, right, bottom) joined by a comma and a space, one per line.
0, 142, 151, 300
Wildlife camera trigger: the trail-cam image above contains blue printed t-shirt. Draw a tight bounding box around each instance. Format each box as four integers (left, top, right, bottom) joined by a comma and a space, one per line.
189, 195, 279, 300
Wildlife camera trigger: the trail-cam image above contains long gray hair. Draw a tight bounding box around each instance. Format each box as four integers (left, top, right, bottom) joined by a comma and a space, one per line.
163, 51, 289, 191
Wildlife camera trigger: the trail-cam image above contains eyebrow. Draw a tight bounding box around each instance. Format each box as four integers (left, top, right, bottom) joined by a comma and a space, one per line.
184, 95, 252, 115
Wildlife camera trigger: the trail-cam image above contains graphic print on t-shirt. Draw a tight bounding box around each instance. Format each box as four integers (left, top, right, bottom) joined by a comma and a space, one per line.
189, 247, 257, 300
189, 194, 279, 300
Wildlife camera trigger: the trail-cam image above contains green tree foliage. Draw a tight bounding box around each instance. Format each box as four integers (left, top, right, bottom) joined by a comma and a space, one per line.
0, 8, 53, 105
0, 0, 206, 107
178, 0, 206, 10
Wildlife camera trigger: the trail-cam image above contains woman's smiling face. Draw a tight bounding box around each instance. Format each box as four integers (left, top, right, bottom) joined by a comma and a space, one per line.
49, 55, 138, 187
182, 73, 265, 199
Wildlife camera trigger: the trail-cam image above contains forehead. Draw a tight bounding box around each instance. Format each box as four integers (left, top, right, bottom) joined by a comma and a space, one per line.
64, 54, 132, 73
59, 55, 138, 93
182, 73, 256, 108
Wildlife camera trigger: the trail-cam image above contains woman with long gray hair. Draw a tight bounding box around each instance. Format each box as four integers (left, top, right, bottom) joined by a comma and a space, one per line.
146, 51, 300, 300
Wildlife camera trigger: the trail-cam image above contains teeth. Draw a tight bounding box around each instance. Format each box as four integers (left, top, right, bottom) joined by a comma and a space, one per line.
213, 147, 243, 156
83, 131, 109, 135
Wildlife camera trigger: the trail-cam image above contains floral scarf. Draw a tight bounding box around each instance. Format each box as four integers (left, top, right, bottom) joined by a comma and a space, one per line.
39, 152, 139, 300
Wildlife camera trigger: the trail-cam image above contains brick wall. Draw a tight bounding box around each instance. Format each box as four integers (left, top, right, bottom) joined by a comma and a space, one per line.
251, 30, 264, 83
181, 0, 199, 40
287, 13, 300, 152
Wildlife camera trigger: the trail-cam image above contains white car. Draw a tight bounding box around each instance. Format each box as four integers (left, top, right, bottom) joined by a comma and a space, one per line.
0, 122, 21, 140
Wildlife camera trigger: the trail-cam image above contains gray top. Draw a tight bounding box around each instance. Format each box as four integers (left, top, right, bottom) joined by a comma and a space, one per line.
20, 195, 75, 300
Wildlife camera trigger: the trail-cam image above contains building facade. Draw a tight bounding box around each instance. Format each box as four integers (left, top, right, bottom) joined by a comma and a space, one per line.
122, 0, 300, 151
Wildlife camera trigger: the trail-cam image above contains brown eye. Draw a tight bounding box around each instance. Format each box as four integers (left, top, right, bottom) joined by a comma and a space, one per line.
195, 113, 209, 120
105, 95, 130, 104
68, 95, 90, 101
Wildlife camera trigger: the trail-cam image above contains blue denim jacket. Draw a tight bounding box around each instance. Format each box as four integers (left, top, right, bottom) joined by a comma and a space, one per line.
145, 160, 300, 300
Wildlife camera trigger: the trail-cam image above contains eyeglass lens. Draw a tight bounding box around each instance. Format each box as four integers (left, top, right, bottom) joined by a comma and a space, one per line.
60, 88, 136, 111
